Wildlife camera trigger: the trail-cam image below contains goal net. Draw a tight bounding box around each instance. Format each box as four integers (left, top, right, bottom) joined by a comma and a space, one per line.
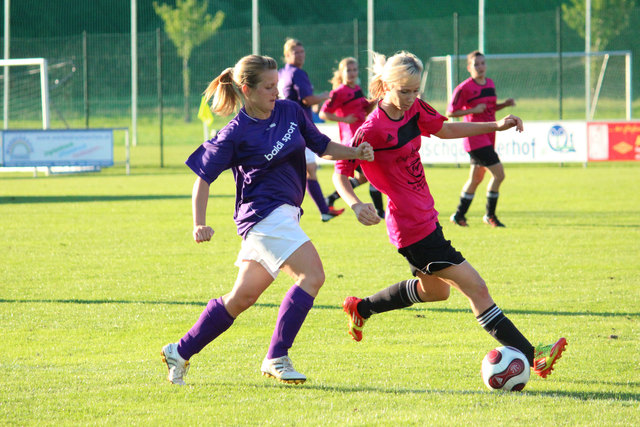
420, 51, 632, 120
0, 58, 52, 129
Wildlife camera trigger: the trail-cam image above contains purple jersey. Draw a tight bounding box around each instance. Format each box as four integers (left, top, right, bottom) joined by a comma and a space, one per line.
185, 100, 330, 238
278, 63, 314, 122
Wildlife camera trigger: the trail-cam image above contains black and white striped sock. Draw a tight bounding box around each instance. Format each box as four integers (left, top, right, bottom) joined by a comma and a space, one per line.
357, 279, 422, 318
476, 304, 535, 364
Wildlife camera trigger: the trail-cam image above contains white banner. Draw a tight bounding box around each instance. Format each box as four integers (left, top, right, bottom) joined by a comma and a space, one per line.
315, 121, 588, 164
1, 129, 113, 167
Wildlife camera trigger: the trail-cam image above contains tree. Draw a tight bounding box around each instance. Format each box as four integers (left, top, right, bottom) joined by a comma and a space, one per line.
154, 0, 224, 122
562, 0, 636, 52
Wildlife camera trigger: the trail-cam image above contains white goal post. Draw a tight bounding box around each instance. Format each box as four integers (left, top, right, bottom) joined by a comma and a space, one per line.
421, 51, 632, 120
1, 57, 50, 129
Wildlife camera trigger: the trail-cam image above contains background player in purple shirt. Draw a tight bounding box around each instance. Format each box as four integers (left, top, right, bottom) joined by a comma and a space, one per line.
161, 54, 373, 386
278, 38, 342, 222
447, 51, 516, 228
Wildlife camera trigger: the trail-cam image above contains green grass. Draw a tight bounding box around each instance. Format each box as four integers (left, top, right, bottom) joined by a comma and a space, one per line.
1, 153, 639, 425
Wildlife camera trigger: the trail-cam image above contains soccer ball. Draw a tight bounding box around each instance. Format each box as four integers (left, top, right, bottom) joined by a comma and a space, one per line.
481, 346, 530, 391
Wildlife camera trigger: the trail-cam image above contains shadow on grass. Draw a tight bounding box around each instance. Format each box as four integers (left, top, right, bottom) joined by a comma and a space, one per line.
0, 194, 232, 204
202, 380, 640, 402
1, 298, 638, 318
508, 210, 640, 228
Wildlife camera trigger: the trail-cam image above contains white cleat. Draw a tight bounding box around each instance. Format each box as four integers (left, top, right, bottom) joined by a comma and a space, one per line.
161, 343, 190, 385
261, 355, 306, 384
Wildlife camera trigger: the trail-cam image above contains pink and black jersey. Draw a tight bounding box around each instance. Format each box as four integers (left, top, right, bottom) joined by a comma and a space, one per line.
320, 84, 369, 144
447, 77, 497, 152
335, 99, 447, 249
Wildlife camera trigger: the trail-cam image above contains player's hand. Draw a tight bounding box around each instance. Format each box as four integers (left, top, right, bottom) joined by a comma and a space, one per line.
496, 114, 523, 133
474, 103, 487, 113
342, 114, 357, 124
353, 202, 381, 226
193, 225, 214, 243
356, 142, 374, 162
505, 98, 516, 107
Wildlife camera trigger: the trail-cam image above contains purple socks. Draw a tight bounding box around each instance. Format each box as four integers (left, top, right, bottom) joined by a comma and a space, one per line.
306, 179, 329, 214
177, 297, 234, 360
266, 285, 315, 359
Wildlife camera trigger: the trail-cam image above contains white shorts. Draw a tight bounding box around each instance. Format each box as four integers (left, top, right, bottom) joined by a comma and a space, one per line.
235, 204, 310, 279
305, 147, 317, 164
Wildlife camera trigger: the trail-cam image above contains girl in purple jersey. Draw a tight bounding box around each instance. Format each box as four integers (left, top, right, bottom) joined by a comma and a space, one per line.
448, 51, 516, 228
161, 54, 373, 386
333, 51, 566, 380
319, 57, 385, 218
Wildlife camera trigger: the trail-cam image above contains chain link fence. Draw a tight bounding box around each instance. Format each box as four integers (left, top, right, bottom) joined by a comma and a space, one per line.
2, 7, 638, 128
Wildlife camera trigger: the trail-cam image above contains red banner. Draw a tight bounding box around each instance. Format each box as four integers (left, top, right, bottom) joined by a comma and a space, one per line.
588, 122, 640, 161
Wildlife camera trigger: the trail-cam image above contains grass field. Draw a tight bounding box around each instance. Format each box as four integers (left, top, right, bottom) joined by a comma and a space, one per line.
1, 115, 639, 425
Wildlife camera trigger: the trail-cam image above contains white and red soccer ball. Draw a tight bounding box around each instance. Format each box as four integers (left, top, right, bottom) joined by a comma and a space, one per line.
481, 346, 530, 391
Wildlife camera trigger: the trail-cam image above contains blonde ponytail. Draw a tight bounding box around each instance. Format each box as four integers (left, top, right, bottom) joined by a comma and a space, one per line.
202, 55, 278, 117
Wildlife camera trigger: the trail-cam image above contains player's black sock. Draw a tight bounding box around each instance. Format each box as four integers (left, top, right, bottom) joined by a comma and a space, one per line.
456, 192, 474, 216
486, 192, 499, 217
369, 184, 384, 217
357, 279, 422, 318
476, 304, 535, 364
327, 178, 360, 207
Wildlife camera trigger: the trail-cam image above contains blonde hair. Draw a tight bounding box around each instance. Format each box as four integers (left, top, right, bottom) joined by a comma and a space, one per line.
283, 38, 302, 57
203, 54, 277, 116
330, 57, 358, 89
369, 51, 423, 99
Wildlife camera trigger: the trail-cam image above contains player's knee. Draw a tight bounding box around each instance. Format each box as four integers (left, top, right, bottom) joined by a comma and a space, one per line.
299, 269, 325, 294
227, 290, 260, 314
472, 279, 490, 300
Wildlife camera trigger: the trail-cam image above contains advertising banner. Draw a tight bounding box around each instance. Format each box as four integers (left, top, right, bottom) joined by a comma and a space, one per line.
317, 121, 588, 164
587, 122, 640, 161
1, 129, 113, 167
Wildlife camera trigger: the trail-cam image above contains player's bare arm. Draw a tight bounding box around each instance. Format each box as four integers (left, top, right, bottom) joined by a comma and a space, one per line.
436, 114, 523, 139
495, 98, 516, 111
320, 141, 374, 162
332, 172, 380, 226
447, 103, 487, 118
192, 177, 215, 243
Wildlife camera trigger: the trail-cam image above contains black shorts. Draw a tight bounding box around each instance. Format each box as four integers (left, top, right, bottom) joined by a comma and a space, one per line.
468, 145, 501, 167
397, 223, 465, 276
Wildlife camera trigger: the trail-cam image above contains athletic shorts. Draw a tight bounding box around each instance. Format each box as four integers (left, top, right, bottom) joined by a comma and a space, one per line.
235, 204, 310, 279
305, 147, 317, 164
468, 145, 501, 167
397, 223, 465, 276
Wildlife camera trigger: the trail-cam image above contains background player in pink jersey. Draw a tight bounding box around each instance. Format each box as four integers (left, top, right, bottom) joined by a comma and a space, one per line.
448, 50, 516, 227
333, 51, 566, 380
319, 57, 385, 218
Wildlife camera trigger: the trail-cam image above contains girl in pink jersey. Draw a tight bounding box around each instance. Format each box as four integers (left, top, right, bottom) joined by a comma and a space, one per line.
333, 51, 566, 380
448, 51, 516, 228
319, 57, 385, 218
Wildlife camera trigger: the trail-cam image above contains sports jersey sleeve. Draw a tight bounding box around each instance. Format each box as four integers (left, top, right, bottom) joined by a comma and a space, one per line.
185, 127, 236, 185
447, 83, 467, 114
417, 99, 447, 136
292, 69, 313, 100
297, 103, 330, 155
334, 123, 378, 177
320, 87, 343, 114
